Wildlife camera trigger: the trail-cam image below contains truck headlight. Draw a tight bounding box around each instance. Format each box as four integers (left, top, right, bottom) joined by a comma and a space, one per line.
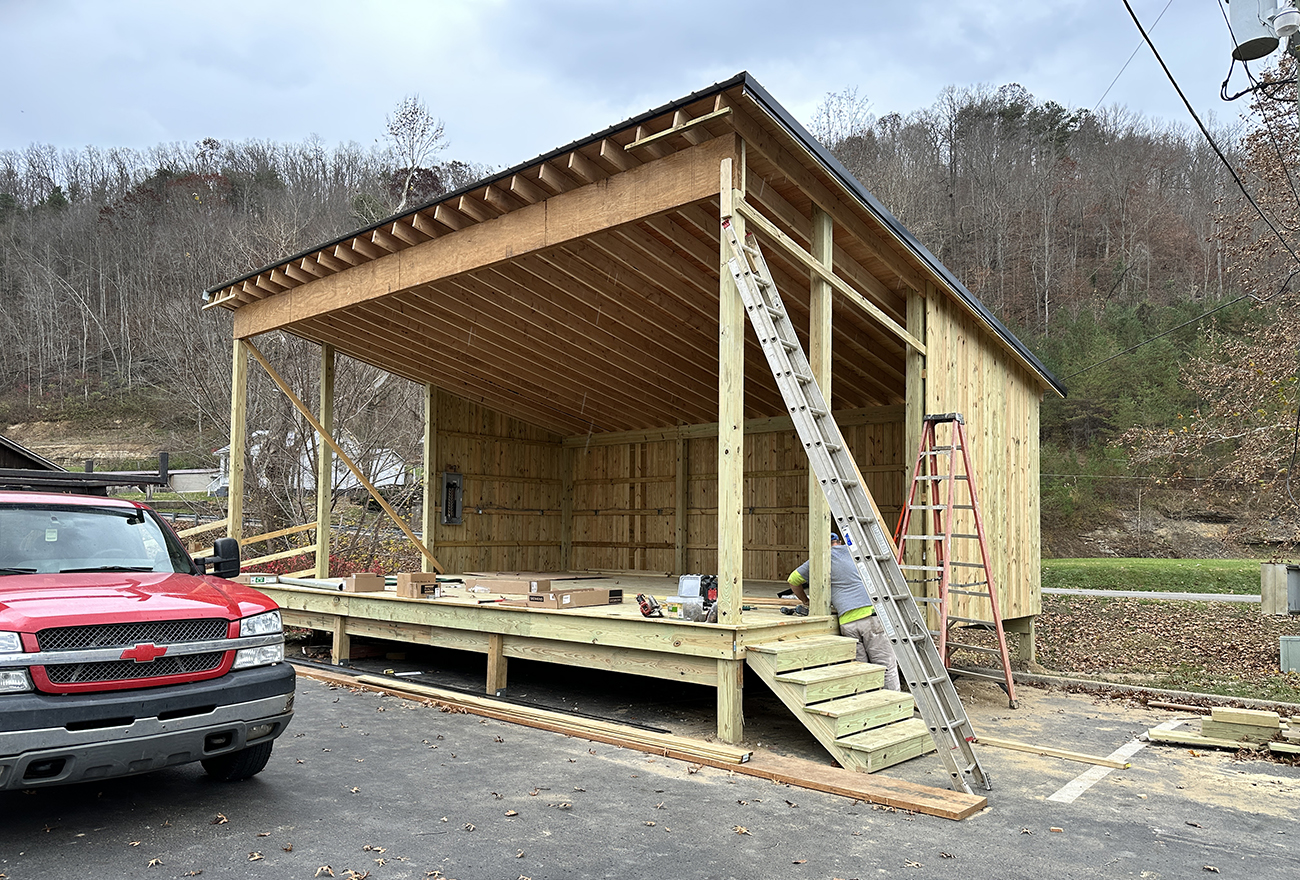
0, 632, 22, 653
239, 611, 282, 637
0, 669, 32, 694
233, 643, 285, 670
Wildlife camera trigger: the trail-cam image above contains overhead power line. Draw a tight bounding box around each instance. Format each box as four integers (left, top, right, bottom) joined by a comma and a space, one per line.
1064, 3, 1300, 384
1093, 0, 1175, 113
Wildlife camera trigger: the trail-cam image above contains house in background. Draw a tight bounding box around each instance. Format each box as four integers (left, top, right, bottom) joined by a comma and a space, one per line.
209, 431, 410, 497
0, 435, 64, 472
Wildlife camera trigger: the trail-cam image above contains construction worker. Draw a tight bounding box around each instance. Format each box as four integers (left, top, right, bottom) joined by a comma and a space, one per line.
787, 533, 900, 690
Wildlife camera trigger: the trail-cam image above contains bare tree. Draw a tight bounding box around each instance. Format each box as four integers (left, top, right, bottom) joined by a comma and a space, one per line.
385, 95, 446, 213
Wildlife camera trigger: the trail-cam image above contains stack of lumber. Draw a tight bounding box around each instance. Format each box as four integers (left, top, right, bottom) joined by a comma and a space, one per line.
1147, 707, 1300, 756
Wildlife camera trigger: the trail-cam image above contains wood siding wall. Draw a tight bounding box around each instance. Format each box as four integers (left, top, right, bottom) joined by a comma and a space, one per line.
431, 392, 564, 573
569, 410, 906, 581
924, 289, 1043, 622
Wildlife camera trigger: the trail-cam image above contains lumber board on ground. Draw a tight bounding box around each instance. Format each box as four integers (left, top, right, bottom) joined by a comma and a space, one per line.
1146, 701, 1211, 714
294, 665, 980, 820
734, 750, 984, 821
974, 735, 1130, 769
1209, 707, 1281, 728
1200, 719, 1279, 743
1269, 740, 1300, 755
352, 673, 748, 764
1146, 729, 1263, 751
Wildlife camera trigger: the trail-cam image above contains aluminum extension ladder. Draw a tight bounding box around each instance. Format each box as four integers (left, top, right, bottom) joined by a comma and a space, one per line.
895, 413, 1018, 709
721, 218, 990, 794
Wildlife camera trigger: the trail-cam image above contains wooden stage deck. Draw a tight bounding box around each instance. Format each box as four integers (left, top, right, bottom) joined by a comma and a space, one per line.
264, 573, 838, 744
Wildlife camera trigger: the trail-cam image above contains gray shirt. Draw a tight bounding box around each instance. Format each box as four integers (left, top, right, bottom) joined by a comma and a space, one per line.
795, 545, 872, 616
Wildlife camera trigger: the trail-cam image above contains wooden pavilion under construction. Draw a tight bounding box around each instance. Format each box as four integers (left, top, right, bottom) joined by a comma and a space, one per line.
200, 73, 1064, 764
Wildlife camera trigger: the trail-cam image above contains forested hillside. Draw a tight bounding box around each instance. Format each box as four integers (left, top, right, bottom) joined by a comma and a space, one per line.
1, 83, 1295, 553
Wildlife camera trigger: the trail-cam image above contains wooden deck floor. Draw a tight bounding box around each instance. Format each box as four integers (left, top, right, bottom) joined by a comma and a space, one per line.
264, 572, 838, 743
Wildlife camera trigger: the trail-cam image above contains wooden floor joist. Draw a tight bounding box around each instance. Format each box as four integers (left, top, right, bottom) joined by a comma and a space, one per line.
294, 665, 985, 820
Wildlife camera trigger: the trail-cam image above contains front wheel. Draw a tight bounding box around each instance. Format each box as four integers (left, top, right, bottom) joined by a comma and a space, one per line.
202, 740, 273, 782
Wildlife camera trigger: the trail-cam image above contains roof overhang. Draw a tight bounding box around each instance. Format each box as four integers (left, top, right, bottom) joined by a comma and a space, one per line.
203, 73, 1063, 437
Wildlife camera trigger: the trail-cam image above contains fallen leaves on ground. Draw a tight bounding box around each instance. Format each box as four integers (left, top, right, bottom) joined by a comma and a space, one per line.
1035, 596, 1300, 695
210, 813, 227, 825
733, 826, 750, 835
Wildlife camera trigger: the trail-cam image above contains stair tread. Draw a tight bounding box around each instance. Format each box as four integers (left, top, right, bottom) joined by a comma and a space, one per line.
839, 717, 931, 751
747, 635, 856, 655
776, 661, 884, 685
806, 689, 912, 718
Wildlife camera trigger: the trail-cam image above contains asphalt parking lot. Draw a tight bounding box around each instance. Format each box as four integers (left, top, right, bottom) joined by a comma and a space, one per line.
2, 666, 1298, 880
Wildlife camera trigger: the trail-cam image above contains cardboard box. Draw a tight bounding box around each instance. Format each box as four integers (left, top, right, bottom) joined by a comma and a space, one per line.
342, 572, 385, 593
505, 587, 623, 609
466, 576, 553, 594
395, 572, 442, 599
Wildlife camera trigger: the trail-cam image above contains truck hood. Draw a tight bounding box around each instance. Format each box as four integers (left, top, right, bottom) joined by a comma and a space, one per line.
0, 572, 276, 632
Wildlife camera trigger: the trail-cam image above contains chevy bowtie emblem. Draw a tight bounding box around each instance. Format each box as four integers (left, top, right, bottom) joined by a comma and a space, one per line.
121, 643, 168, 663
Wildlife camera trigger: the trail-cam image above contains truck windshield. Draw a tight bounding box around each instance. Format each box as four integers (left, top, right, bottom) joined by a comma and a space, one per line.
0, 504, 194, 575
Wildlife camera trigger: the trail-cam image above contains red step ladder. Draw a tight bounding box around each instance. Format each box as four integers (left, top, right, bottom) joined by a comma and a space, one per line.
895, 413, 1018, 708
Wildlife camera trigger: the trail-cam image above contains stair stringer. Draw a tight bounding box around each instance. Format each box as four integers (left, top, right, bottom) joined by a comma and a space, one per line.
746, 646, 872, 771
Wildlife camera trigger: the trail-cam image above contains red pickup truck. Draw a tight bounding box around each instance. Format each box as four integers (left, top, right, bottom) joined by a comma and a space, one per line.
0, 491, 294, 789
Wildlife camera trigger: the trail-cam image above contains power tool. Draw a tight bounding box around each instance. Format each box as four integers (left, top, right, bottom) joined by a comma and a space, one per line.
635, 593, 663, 617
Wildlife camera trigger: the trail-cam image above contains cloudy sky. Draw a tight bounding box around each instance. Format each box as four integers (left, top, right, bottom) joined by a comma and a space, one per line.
0, 1, 1269, 169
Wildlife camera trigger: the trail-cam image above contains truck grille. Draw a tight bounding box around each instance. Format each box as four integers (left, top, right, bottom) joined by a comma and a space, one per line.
37, 619, 229, 651
44, 651, 226, 684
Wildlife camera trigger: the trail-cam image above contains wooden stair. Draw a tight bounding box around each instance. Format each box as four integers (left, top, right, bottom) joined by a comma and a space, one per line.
746, 635, 935, 773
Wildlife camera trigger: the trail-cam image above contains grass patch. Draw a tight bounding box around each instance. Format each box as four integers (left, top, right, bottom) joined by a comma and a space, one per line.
1042, 558, 1262, 595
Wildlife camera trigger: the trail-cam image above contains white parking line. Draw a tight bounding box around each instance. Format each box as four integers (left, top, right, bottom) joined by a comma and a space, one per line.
1046, 719, 1185, 804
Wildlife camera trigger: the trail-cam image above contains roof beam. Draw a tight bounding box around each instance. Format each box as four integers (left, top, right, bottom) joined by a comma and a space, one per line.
536, 162, 578, 194
598, 138, 639, 172
433, 204, 469, 231
456, 194, 497, 223
483, 183, 525, 213
282, 262, 315, 284
233, 135, 738, 338
389, 220, 425, 246
732, 194, 924, 353
627, 107, 731, 152
411, 212, 440, 238
727, 103, 926, 293
566, 150, 603, 184
315, 251, 348, 272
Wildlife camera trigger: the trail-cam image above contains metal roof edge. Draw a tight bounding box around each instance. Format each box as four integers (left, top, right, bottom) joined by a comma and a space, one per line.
734, 73, 1067, 398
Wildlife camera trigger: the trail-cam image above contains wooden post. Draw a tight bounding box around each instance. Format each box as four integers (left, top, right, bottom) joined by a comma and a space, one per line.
422, 384, 439, 573
716, 657, 744, 744
331, 616, 350, 667
560, 446, 575, 570
717, 156, 744, 629
1003, 615, 1035, 666
674, 436, 688, 573
227, 338, 248, 542
904, 287, 928, 606
487, 632, 508, 694
315, 344, 335, 579
243, 339, 444, 572
807, 207, 833, 617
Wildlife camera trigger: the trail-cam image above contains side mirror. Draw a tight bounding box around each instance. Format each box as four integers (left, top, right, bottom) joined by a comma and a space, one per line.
197, 536, 241, 579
